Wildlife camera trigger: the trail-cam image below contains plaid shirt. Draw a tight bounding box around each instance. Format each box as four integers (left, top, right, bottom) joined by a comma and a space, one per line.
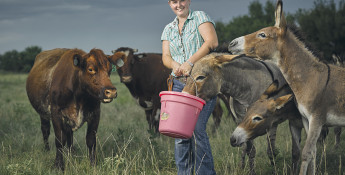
161, 10, 215, 75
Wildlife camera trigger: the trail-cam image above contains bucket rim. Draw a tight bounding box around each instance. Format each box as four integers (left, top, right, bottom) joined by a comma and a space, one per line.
159, 91, 205, 105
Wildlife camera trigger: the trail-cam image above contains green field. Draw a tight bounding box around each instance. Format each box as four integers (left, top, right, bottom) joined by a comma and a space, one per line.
0, 73, 344, 175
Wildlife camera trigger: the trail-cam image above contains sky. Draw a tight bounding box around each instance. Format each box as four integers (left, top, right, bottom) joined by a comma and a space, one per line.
0, 0, 336, 55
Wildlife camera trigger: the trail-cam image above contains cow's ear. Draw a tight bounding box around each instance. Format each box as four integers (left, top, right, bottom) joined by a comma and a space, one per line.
109, 51, 127, 67
135, 54, 146, 62
73, 54, 82, 67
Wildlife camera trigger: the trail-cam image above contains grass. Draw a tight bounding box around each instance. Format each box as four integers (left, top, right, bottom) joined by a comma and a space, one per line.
0, 72, 344, 174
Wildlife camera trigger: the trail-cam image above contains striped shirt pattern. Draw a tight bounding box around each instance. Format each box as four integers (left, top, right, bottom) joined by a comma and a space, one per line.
161, 10, 215, 74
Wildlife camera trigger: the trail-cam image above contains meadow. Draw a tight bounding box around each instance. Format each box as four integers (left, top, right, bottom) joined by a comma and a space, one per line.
0, 72, 344, 175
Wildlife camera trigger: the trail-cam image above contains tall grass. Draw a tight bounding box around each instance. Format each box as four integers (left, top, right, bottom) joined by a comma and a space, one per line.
0, 72, 344, 174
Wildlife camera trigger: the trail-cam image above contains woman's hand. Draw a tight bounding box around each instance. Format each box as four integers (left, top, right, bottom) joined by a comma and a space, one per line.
179, 62, 193, 76
172, 61, 182, 76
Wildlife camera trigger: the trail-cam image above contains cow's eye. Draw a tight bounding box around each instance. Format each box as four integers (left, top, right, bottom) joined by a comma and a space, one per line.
252, 116, 263, 122
88, 67, 96, 74
258, 32, 266, 38
195, 75, 206, 81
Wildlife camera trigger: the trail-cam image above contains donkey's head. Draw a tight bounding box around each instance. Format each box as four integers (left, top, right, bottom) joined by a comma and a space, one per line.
228, 0, 287, 64
230, 82, 293, 147
182, 53, 238, 101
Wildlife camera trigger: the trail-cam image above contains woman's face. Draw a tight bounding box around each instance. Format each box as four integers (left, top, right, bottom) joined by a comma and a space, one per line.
169, 0, 190, 18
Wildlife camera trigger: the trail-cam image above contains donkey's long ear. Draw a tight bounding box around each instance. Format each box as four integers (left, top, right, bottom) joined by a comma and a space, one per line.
274, 94, 294, 110
274, 0, 287, 30
214, 54, 239, 67
260, 80, 279, 100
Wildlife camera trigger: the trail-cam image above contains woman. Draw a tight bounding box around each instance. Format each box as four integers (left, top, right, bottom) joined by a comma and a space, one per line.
161, 0, 218, 174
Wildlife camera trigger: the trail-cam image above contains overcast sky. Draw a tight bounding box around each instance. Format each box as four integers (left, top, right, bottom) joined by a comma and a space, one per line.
0, 0, 336, 55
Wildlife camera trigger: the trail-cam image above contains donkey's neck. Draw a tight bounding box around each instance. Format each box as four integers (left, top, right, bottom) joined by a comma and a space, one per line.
277, 30, 328, 96
221, 58, 272, 106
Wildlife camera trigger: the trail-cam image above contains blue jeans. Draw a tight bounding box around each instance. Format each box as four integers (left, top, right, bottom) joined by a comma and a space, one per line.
173, 79, 217, 175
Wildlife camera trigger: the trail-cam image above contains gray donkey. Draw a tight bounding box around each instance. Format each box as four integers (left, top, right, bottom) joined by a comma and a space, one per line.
182, 53, 302, 175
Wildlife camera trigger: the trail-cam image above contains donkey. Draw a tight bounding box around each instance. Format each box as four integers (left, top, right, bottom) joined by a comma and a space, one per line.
231, 82, 303, 174
228, 0, 345, 174
182, 53, 302, 175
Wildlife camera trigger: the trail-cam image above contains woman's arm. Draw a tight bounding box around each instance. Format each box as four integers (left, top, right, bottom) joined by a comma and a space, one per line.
180, 22, 218, 76
162, 40, 182, 76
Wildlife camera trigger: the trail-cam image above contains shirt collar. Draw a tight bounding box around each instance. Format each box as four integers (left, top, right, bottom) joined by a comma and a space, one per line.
172, 9, 193, 26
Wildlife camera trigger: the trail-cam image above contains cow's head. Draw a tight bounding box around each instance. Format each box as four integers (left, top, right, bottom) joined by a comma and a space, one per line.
110, 47, 139, 83
182, 53, 238, 101
230, 82, 293, 147
73, 48, 118, 103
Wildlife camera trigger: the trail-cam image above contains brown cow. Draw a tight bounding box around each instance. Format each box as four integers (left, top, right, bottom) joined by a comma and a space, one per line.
111, 47, 225, 133
26, 48, 124, 170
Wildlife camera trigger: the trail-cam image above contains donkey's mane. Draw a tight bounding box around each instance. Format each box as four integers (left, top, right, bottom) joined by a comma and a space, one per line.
287, 24, 324, 62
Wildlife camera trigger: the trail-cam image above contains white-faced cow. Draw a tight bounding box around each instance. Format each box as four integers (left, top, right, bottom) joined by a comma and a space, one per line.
26, 48, 124, 170
228, 0, 345, 174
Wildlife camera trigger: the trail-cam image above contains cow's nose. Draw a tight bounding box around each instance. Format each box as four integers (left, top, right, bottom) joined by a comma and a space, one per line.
104, 87, 117, 99
121, 76, 132, 83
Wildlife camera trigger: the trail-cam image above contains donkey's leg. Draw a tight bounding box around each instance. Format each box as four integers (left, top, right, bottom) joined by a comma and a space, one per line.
241, 143, 247, 169
267, 124, 278, 166
211, 98, 223, 134
299, 117, 323, 175
246, 140, 256, 175
289, 120, 302, 175
334, 127, 341, 149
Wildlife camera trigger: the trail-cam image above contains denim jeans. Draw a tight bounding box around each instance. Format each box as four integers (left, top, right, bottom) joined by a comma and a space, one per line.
172, 79, 217, 175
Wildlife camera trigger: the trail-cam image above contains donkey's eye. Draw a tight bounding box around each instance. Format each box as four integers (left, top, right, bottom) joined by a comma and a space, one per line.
258, 33, 266, 38
252, 116, 263, 122
196, 76, 206, 81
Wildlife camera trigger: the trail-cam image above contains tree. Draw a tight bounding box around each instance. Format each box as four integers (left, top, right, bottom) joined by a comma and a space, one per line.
20, 46, 42, 72
293, 0, 345, 61
0, 46, 42, 72
216, 1, 277, 45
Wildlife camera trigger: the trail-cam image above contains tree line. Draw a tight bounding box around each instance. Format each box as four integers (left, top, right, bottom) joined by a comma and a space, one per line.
0, 0, 344, 72
0, 46, 41, 72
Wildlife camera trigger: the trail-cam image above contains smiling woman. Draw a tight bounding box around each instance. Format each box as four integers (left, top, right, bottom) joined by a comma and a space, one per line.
161, 0, 219, 174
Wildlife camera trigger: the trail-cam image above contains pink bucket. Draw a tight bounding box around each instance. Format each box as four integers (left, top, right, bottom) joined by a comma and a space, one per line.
159, 91, 205, 139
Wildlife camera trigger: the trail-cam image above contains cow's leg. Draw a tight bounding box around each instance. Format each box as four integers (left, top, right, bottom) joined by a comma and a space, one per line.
145, 109, 154, 130
66, 128, 74, 153
289, 120, 302, 175
153, 108, 160, 133
300, 117, 323, 175
266, 124, 278, 173
52, 115, 66, 171
40, 116, 51, 151
86, 115, 100, 166
334, 127, 341, 149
